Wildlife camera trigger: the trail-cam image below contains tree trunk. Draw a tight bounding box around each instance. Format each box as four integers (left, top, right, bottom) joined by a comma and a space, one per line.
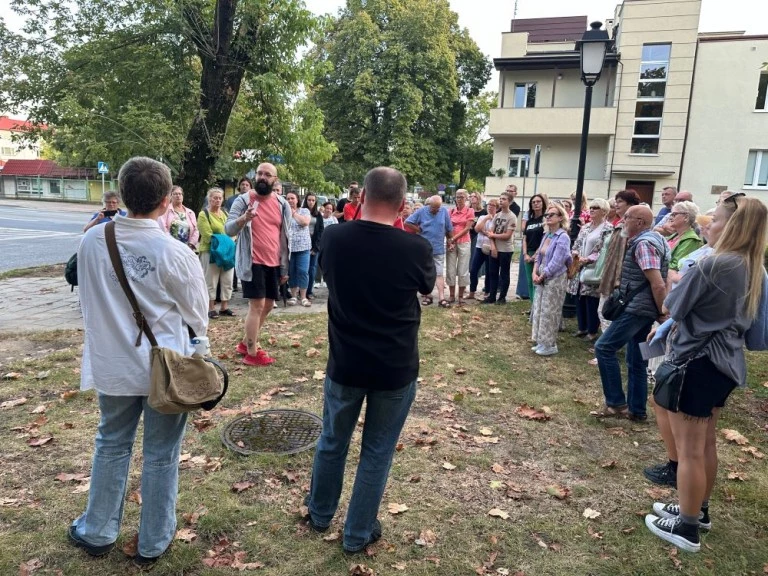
176, 0, 249, 213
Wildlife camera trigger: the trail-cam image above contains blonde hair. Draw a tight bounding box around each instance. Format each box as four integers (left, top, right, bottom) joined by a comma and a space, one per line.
713, 197, 767, 318
545, 203, 569, 231
590, 198, 610, 212
695, 214, 712, 228
206, 187, 224, 199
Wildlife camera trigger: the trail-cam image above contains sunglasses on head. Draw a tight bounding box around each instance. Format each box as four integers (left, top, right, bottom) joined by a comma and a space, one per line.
723, 192, 746, 207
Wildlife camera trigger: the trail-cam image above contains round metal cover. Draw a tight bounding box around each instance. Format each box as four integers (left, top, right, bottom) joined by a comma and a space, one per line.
221, 409, 323, 455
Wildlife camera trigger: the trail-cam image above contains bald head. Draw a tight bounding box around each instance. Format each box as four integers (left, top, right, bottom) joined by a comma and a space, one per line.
675, 191, 692, 202
428, 195, 442, 213
254, 162, 278, 196
362, 166, 407, 209
626, 205, 654, 230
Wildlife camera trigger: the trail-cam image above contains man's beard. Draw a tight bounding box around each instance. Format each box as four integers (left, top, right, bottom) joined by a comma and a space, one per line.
255, 180, 272, 196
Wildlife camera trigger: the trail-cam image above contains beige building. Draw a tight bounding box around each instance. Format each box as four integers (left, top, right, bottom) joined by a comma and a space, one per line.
487, 0, 767, 211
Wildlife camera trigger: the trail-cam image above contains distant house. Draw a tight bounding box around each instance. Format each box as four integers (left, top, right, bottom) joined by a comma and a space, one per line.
0, 116, 43, 163
0, 159, 106, 201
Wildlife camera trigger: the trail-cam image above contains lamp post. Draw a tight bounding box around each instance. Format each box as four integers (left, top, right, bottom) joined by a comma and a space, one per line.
570, 21, 612, 243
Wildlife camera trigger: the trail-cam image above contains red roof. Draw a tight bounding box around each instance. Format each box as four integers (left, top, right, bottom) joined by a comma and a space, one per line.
0, 116, 45, 132
1, 159, 96, 179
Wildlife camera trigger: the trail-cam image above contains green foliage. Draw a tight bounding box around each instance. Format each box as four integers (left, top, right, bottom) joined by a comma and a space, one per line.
455, 92, 496, 189
311, 0, 491, 189
0, 0, 335, 210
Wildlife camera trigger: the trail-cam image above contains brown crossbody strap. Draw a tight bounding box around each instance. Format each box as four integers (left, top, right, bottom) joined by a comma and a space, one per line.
104, 221, 158, 348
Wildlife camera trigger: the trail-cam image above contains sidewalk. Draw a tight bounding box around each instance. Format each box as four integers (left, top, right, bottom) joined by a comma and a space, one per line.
0, 277, 329, 334
0, 198, 99, 213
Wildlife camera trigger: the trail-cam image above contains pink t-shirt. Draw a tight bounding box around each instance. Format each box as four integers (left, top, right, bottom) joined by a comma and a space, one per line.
249, 192, 282, 267
449, 205, 475, 244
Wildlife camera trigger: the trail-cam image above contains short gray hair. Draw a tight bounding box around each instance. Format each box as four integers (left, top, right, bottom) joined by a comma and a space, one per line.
363, 167, 407, 209
103, 190, 120, 202
118, 157, 172, 216
207, 187, 224, 199
673, 200, 699, 227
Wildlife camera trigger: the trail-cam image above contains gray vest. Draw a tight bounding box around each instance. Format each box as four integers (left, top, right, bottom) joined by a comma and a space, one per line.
619, 230, 669, 319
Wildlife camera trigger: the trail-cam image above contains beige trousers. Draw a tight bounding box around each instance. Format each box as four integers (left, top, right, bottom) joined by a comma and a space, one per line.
199, 252, 234, 302
446, 242, 471, 288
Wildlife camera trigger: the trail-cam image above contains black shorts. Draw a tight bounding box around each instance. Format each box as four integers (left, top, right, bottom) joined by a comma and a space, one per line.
676, 356, 737, 418
241, 264, 280, 301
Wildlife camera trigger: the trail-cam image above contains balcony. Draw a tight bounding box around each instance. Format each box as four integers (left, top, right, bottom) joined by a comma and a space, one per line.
489, 106, 617, 137
484, 176, 610, 200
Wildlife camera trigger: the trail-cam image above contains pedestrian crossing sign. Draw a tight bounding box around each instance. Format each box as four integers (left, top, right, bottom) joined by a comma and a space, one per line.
97, 162, 109, 174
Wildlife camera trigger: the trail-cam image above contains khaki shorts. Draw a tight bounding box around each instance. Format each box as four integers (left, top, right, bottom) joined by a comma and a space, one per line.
433, 253, 446, 276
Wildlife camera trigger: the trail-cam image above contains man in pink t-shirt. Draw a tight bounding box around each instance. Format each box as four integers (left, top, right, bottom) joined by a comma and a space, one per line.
225, 162, 290, 366
446, 189, 475, 305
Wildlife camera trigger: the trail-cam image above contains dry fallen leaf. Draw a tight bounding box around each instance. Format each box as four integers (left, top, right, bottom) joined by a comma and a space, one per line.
1, 397, 27, 409
122, 533, 138, 557
474, 436, 499, 444
582, 508, 601, 520
491, 463, 507, 474
18, 558, 43, 576
30, 404, 47, 414
349, 564, 375, 576
313, 370, 326, 381
387, 503, 409, 515
479, 427, 493, 436
54, 473, 89, 483
415, 529, 437, 547
175, 528, 198, 543
322, 532, 340, 542
232, 481, 255, 493
27, 436, 53, 447
600, 460, 617, 469
72, 481, 91, 494
391, 562, 407, 571
1, 372, 22, 381
488, 508, 510, 520
489, 388, 502, 394
128, 489, 142, 505
721, 429, 749, 445
514, 404, 551, 421
60, 390, 78, 400
668, 546, 682, 569
727, 471, 748, 482
305, 347, 320, 358
742, 446, 765, 459
546, 485, 571, 500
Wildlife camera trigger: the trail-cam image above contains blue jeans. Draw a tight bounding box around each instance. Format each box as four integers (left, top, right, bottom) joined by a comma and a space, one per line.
289, 249, 310, 290
594, 311, 654, 417
307, 252, 318, 296
488, 251, 513, 301
308, 377, 417, 552
72, 395, 187, 558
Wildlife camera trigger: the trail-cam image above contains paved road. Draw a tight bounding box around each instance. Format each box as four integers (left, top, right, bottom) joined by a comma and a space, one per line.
0, 202, 91, 272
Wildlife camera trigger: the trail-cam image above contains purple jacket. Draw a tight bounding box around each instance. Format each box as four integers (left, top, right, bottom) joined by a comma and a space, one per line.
536, 228, 572, 280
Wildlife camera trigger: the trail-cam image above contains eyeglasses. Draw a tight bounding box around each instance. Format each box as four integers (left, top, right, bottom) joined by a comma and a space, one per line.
669, 212, 686, 218
544, 212, 559, 218
255, 171, 275, 178
589, 206, 601, 210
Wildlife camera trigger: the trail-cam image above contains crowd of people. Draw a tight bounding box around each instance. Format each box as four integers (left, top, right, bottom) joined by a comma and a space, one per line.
72, 157, 766, 564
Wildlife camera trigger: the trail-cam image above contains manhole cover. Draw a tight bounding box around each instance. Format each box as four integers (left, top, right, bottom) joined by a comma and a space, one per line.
221, 409, 323, 455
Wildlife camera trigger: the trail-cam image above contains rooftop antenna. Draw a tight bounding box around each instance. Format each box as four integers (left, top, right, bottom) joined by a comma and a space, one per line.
511, 0, 519, 32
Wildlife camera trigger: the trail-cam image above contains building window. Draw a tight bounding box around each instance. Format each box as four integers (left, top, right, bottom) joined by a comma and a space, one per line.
756, 71, 768, 110
1, 146, 16, 156
508, 148, 531, 177
514, 83, 536, 108
632, 43, 670, 154
745, 150, 768, 188
16, 178, 31, 192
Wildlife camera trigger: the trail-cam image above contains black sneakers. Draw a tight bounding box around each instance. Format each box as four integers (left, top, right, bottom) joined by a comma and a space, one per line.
644, 514, 701, 553
652, 502, 711, 530
644, 461, 677, 488
68, 525, 115, 557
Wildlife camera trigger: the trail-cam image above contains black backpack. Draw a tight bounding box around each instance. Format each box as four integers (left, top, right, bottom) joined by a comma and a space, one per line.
65, 253, 78, 291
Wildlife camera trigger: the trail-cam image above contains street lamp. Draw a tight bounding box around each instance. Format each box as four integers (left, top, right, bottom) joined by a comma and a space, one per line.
570, 21, 612, 242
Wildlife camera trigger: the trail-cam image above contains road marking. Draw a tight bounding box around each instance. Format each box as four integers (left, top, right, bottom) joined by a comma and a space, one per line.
0, 227, 82, 242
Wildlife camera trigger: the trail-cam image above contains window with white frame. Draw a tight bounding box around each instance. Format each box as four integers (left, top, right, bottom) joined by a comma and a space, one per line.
745, 150, 768, 188
508, 148, 531, 177
756, 71, 768, 111
1, 146, 16, 156
513, 83, 536, 108
16, 178, 32, 192
632, 43, 670, 154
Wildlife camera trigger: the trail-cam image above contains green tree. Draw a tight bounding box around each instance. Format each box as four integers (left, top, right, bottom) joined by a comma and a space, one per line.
454, 91, 496, 189
0, 0, 333, 210
311, 0, 490, 189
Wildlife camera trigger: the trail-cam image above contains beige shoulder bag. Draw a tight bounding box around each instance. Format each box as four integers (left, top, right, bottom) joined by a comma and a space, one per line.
105, 222, 227, 414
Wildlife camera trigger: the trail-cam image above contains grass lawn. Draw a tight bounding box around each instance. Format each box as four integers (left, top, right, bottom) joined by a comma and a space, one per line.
1, 301, 767, 575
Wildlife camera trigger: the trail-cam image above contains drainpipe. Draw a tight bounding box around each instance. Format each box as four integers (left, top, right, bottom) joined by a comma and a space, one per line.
677, 39, 700, 191
606, 60, 624, 198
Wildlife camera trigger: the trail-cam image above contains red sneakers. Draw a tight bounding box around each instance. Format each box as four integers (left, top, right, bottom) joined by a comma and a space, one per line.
242, 349, 275, 366
235, 341, 248, 356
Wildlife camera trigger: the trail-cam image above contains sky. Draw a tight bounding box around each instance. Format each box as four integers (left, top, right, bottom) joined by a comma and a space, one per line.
305, 0, 768, 89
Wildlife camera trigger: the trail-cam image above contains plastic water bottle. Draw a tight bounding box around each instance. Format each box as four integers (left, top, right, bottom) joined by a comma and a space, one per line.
191, 336, 211, 357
